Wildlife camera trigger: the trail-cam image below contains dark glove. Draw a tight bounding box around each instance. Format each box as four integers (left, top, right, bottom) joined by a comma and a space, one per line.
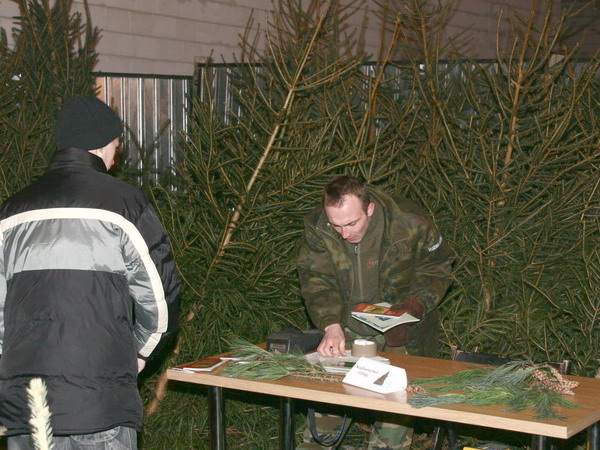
384, 297, 425, 347
389, 297, 425, 319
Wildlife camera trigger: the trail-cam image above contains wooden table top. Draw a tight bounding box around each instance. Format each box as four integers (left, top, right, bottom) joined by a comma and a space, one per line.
167, 352, 600, 439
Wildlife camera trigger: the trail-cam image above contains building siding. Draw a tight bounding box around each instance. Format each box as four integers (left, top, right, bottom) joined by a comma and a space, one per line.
0, 0, 587, 77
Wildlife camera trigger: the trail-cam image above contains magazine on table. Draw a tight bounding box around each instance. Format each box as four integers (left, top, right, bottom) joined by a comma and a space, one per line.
172, 357, 228, 373
351, 302, 419, 333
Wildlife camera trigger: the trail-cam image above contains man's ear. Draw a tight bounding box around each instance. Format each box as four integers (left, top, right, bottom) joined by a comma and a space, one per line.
367, 202, 375, 217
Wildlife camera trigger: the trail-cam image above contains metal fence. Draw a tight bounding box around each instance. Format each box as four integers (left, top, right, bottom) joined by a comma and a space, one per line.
95, 73, 192, 179
96, 59, 595, 181
193, 59, 596, 121
192, 60, 477, 125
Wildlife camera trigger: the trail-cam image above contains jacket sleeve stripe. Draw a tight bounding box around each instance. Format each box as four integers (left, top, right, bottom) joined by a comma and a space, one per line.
1, 208, 168, 356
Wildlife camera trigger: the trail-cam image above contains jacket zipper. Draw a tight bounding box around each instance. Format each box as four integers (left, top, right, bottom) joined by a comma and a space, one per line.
355, 243, 363, 300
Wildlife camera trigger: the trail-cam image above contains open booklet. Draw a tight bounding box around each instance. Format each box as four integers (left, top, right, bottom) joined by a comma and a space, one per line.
351, 302, 419, 333
306, 351, 390, 374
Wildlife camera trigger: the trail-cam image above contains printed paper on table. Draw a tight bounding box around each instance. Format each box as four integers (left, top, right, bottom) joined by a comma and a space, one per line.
342, 357, 407, 394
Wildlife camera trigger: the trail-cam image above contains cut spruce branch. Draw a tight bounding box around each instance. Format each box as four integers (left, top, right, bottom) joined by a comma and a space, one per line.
147, 0, 338, 409
222, 338, 343, 382
409, 362, 579, 420
213, 0, 335, 261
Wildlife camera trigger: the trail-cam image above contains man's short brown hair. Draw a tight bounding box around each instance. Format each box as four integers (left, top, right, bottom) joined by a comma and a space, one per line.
323, 175, 370, 213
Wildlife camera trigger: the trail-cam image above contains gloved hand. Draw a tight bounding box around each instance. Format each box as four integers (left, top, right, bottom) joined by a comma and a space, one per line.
384, 297, 425, 347
389, 297, 425, 319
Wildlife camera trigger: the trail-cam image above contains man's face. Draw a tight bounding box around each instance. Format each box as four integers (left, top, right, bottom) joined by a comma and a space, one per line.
324, 194, 375, 244
103, 138, 121, 170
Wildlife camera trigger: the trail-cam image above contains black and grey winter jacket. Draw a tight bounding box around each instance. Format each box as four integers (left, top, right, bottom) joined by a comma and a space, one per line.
0, 148, 181, 436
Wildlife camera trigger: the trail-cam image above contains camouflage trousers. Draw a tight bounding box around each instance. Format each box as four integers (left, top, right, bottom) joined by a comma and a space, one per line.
297, 331, 413, 450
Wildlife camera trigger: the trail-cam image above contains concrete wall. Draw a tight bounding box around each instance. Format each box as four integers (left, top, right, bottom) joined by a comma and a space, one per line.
0, 0, 577, 77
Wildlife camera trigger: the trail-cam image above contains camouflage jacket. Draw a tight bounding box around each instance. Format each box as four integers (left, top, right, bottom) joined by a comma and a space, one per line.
297, 186, 454, 356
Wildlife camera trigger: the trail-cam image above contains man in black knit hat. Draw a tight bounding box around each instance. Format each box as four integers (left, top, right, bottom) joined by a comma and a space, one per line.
0, 96, 181, 449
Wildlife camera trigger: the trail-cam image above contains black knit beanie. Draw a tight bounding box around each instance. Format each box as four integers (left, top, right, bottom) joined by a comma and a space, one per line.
55, 96, 122, 150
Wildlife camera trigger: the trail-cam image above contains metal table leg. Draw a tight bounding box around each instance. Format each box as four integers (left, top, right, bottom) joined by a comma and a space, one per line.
209, 386, 225, 449
589, 421, 600, 450
280, 397, 295, 450
531, 435, 551, 450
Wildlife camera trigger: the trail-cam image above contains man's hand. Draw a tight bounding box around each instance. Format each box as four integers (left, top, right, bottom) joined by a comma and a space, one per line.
384, 324, 409, 347
385, 297, 425, 347
389, 297, 425, 319
317, 323, 347, 357
137, 358, 146, 373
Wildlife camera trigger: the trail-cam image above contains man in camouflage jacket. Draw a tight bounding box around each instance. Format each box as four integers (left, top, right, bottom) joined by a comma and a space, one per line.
296, 176, 454, 449
298, 175, 454, 357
